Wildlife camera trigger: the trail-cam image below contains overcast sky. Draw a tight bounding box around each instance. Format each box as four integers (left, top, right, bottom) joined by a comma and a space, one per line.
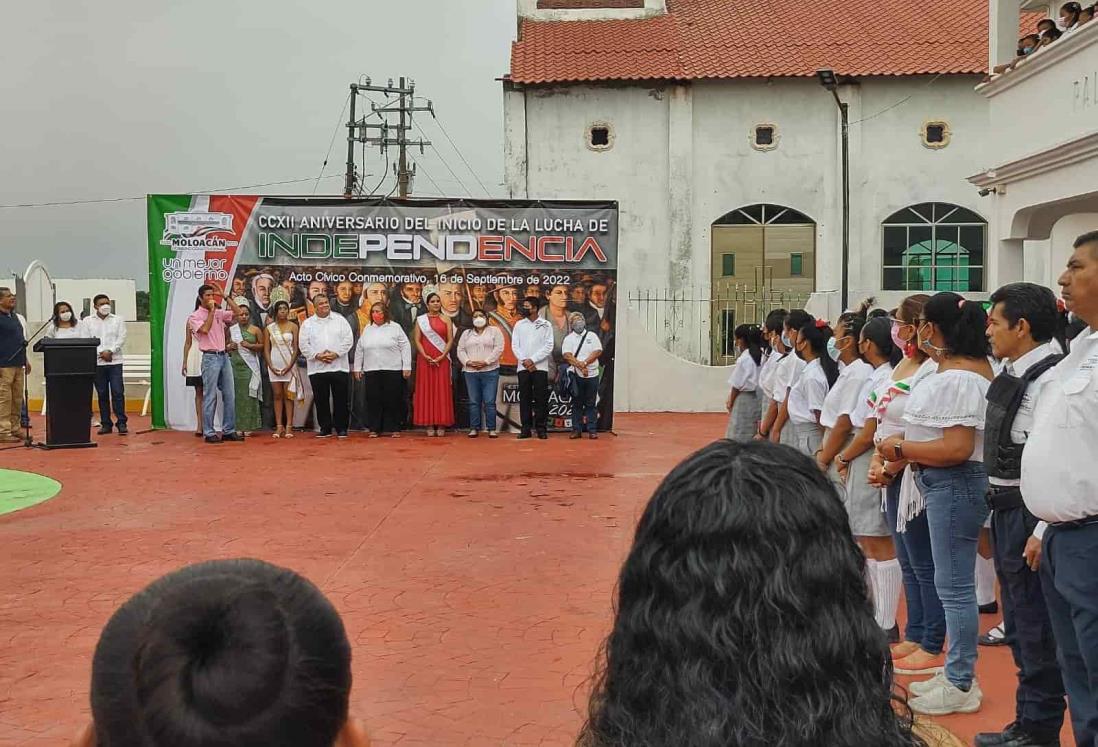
1, 0, 516, 289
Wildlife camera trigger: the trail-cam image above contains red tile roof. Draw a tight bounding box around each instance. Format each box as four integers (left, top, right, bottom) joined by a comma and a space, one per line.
510, 0, 999, 83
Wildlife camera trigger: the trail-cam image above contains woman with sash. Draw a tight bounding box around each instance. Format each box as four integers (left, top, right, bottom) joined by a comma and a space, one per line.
413, 292, 455, 436
264, 300, 300, 438
229, 302, 264, 433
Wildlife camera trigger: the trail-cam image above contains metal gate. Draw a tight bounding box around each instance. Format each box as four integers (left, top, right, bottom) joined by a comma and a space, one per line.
627, 284, 809, 366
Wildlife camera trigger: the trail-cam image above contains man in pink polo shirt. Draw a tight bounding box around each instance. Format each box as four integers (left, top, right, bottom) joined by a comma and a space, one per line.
188, 284, 247, 443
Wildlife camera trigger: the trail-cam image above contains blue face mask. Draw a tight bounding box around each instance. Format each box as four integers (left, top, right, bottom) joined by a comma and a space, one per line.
826, 336, 841, 362
781, 333, 793, 349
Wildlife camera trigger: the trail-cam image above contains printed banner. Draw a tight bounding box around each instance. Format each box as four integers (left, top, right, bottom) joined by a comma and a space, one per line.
147, 196, 618, 433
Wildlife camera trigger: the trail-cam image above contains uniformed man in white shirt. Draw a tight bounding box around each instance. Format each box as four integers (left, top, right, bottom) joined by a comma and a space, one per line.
78, 294, 128, 435
1021, 230, 1098, 747
977, 283, 1066, 747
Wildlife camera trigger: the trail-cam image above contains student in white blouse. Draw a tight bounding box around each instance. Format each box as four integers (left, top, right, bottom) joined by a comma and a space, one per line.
352, 302, 411, 438
769, 309, 813, 447
786, 318, 840, 457
457, 308, 505, 438
46, 301, 83, 339
878, 292, 995, 716
757, 309, 789, 435
724, 324, 765, 441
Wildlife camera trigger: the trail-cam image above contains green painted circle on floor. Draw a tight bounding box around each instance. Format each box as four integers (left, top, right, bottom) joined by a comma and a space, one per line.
0, 469, 62, 516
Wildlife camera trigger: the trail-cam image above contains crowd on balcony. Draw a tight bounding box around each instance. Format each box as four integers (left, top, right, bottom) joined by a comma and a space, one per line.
990, 2, 1095, 76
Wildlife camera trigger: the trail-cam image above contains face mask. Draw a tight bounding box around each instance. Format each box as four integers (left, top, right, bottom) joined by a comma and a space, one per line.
59, 311, 72, 322
826, 337, 841, 362
97, 304, 111, 317
371, 312, 385, 324
473, 316, 487, 329
781, 333, 793, 349
572, 320, 586, 333
890, 322, 906, 350
1022, 45, 1035, 53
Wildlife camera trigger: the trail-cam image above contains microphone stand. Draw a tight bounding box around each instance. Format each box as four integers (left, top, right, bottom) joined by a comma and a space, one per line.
1, 317, 53, 450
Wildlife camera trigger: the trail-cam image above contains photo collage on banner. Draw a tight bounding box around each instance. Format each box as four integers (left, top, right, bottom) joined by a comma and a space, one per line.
147, 197, 619, 433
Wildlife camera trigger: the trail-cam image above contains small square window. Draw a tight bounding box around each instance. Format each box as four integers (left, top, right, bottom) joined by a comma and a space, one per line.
590, 126, 610, 147
922, 121, 951, 148
790, 253, 804, 276
755, 126, 774, 146
751, 123, 779, 151
721, 253, 736, 277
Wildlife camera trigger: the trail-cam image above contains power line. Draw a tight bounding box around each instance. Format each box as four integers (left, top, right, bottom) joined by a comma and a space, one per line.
314, 94, 350, 195
411, 119, 472, 197
421, 103, 493, 197
848, 73, 943, 125
0, 174, 345, 210
408, 154, 443, 195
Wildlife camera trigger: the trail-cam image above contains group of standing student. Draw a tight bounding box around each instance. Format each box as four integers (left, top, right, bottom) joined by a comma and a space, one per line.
723, 237, 1098, 747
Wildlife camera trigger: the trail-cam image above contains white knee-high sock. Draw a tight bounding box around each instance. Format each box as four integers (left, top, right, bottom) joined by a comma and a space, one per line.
874, 559, 902, 630
976, 553, 997, 606
865, 558, 880, 623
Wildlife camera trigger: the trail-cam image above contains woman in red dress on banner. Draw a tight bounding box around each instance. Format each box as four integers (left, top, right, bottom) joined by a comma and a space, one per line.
412, 292, 456, 436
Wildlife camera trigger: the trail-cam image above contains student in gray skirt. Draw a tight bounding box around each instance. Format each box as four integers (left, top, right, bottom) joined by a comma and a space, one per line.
724, 324, 765, 441
785, 318, 840, 456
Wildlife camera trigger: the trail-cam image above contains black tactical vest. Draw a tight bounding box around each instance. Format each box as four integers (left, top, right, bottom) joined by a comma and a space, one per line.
983, 354, 1062, 480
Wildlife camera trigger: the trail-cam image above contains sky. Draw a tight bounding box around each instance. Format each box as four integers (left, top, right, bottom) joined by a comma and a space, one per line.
1, 0, 516, 289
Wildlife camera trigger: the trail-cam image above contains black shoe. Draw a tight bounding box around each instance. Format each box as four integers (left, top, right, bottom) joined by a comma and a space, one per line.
974, 724, 1059, 747
336, 431, 349, 439
204, 435, 222, 444
97, 425, 113, 435
979, 601, 1000, 615
316, 430, 333, 439
117, 424, 128, 435
537, 431, 548, 440
221, 432, 245, 442
979, 622, 1009, 647
517, 432, 532, 440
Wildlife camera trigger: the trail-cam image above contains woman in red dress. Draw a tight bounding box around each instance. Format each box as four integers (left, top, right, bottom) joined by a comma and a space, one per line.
412, 292, 456, 436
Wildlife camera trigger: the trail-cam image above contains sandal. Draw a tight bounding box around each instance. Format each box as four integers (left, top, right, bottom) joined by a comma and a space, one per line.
979, 622, 1008, 647
272, 431, 282, 439
368, 433, 380, 439
284, 431, 294, 439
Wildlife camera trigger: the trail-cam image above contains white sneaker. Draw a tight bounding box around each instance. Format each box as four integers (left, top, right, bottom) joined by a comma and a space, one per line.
908, 671, 946, 696
909, 677, 982, 715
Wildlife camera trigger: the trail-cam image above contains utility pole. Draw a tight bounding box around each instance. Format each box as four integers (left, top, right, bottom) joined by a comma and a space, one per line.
343, 76, 431, 198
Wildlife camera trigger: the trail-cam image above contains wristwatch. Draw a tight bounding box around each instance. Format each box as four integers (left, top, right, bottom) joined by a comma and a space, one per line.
891, 441, 905, 461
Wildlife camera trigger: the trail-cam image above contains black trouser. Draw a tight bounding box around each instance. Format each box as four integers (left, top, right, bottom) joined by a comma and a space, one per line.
94, 364, 127, 428
1041, 520, 1098, 747
365, 370, 404, 435
572, 375, 599, 434
309, 371, 349, 434
990, 502, 1066, 741
517, 369, 548, 435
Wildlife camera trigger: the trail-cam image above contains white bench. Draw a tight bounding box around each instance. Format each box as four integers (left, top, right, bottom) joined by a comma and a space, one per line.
41, 354, 153, 417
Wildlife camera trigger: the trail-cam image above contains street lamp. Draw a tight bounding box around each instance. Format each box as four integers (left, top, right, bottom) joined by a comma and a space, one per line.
816, 68, 849, 311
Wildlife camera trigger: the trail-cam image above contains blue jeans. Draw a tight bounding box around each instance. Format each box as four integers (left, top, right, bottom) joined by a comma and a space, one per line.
885, 478, 946, 654
464, 369, 499, 431
200, 352, 236, 437
94, 364, 127, 428
917, 461, 990, 690
572, 375, 599, 434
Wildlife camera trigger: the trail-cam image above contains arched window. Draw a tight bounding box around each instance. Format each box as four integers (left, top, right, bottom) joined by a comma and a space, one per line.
882, 203, 986, 292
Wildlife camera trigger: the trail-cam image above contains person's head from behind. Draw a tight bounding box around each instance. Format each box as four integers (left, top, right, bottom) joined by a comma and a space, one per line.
75, 558, 368, 747
580, 440, 921, 747
918, 291, 990, 360
987, 282, 1060, 360
54, 301, 76, 326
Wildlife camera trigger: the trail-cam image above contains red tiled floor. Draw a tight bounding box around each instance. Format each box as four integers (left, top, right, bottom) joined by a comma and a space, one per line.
0, 414, 1071, 745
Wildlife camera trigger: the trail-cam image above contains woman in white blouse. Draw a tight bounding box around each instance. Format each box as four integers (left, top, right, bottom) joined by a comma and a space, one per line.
352, 302, 412, 438
786, 318, 840, 456
46, 301, 82, 339
724, 324, 765, 441
756, 309, 789, 436
878, 292, 995, 716
817, 309, 873, 474
457, 308, 505, 438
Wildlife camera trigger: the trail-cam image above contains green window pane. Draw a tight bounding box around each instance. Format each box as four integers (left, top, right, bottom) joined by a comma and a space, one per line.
790, 253, 803, 276
722, 253, 736, 277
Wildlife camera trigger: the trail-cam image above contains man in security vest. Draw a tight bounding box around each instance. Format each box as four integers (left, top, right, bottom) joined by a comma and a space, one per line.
976, 283, 1066, 747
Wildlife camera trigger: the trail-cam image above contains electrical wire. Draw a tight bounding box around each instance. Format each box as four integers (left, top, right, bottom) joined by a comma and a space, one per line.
364, 148, 390, 197
412, 119, 473, 197
848, 73, 943, 125
0, 175, 345, 210
421, 103, 493, 197
408, 154, 443, 195
313, 92, 350, 195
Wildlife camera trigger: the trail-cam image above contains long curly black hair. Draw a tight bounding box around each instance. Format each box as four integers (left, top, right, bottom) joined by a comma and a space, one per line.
579, 440, 924, 747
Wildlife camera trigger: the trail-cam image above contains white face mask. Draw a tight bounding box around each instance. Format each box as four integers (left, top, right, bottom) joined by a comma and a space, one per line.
59, 311, 73, 322
472, 316, 487, 329
97, 304, 111, 317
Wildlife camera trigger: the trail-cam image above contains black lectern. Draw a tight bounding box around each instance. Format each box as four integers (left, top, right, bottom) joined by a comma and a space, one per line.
32, 337, 99, 449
